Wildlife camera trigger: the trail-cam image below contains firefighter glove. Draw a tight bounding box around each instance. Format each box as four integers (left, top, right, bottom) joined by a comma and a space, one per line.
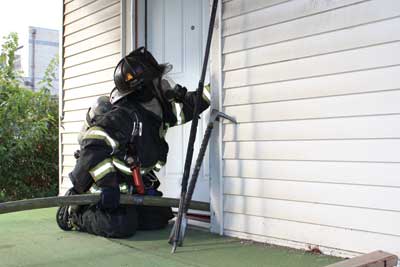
98, 187, 120, 210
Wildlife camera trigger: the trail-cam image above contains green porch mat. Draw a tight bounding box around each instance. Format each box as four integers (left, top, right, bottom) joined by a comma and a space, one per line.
0, 208, 341, 267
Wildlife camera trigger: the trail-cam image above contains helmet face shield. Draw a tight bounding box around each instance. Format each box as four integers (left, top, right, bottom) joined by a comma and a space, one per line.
160, 63, 173, 76
160, 75, 176, 92
157, 74, 189, 103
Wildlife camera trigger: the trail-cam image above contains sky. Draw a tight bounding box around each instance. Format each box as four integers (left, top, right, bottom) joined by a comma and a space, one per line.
0, 0, 62, 73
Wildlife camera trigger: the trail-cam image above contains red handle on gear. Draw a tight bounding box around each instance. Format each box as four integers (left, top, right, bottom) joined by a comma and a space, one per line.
132, 165, 145, 195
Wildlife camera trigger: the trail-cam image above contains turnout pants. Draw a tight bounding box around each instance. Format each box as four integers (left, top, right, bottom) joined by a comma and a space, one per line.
76, 205, 174, 238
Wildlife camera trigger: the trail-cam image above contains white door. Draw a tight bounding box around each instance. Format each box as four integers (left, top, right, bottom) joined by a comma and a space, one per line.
139, 0, 210, 203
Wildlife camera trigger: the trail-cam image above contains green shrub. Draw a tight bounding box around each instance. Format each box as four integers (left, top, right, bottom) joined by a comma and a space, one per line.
0, 33, 59, 202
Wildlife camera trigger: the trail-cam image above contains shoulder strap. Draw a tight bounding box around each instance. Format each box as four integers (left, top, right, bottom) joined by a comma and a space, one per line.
114, 101, 142, 142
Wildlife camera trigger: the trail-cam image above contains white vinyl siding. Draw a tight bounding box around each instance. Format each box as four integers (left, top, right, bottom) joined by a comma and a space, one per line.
222, 0, 400, 257
60, 0, 120, 192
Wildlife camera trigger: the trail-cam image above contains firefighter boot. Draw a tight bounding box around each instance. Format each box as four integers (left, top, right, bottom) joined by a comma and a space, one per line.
56, 188, 80, 231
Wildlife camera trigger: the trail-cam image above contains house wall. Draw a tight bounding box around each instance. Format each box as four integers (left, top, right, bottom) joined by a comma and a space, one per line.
221, 0, 400, 257
60, 0, 121, 193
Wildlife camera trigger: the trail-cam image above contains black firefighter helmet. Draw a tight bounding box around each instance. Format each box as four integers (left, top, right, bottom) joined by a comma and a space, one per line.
111, 47, 171, 103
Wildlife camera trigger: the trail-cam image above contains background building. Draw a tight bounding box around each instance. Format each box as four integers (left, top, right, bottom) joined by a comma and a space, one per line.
13, 26, 59, 94
14, 54, 22, 71
26, 26, 59, 94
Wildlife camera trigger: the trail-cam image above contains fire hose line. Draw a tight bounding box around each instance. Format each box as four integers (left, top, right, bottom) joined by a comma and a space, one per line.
0, 194, 210, 215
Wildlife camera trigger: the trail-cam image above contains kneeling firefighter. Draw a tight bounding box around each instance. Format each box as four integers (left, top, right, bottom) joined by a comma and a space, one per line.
56, 47, 210, 238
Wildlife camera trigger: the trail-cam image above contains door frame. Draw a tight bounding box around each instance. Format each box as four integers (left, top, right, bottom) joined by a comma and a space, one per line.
121, 0, 224, 235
